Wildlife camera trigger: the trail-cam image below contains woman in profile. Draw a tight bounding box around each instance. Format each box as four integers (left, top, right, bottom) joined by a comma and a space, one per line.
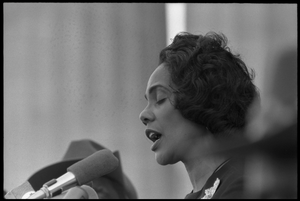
139, 32, 259, 199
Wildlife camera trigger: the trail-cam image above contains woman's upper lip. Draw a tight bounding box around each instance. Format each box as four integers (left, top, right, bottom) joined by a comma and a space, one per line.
145, 128, 162, 142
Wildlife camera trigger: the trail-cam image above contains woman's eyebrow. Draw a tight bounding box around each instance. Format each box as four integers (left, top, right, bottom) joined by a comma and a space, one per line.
144, 84, 169, 100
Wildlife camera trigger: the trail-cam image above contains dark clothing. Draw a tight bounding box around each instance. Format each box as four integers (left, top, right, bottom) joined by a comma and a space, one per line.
185, 157, 246, 199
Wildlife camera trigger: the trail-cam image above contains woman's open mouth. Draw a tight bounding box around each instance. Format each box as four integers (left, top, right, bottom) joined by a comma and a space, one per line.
145, 129, 162, 143
145, 129, 163, 151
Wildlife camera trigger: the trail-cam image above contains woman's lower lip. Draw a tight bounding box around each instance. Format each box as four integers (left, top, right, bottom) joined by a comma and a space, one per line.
151, 138, 161, 151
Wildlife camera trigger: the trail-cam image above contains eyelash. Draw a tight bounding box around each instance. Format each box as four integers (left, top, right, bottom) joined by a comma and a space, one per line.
156, 98, 166, 105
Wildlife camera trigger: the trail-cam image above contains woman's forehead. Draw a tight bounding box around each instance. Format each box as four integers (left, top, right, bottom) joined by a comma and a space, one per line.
146, 63, 170, 90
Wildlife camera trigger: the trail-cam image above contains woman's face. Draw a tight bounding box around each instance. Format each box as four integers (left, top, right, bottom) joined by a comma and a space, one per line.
139, 63, 207, 165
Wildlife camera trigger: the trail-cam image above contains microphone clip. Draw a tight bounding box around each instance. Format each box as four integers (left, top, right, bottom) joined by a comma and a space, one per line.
41, 179, 62, 198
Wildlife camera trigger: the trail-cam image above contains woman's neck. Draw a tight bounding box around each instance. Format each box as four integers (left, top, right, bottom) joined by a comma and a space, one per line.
183, 155, 228, 192
181, 129, 234, 192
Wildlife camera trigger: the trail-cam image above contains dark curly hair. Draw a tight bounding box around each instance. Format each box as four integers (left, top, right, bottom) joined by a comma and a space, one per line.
159, 32, 259, 135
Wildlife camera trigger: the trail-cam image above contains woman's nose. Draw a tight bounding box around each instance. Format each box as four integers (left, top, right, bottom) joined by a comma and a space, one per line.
139, 107, 154, 126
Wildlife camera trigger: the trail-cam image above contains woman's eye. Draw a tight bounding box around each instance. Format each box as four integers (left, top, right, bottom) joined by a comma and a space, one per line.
156, 98, 166, 105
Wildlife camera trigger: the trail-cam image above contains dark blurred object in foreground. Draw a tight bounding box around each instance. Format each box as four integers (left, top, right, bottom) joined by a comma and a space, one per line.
244, 46, 297, 199
244, 121, 297, 199
210, 46, 297, 199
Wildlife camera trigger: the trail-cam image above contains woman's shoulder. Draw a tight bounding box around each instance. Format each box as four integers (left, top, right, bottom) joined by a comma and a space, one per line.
184, 158, 246, 199
211, 157, 247, 199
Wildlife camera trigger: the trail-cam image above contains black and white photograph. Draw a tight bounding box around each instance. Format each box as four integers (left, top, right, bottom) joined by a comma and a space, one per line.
4, 3, 297, 199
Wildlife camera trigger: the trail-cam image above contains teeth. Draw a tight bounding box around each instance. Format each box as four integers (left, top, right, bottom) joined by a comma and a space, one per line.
149, 132, 156, 139
149, 132, 161, 142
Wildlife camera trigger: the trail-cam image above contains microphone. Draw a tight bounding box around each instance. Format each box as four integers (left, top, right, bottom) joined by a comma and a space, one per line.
62, 185, 98, 199
27, 149, 119, 199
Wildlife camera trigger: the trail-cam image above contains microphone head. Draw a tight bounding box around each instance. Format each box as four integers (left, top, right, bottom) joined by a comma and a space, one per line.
67, 149, 119, 185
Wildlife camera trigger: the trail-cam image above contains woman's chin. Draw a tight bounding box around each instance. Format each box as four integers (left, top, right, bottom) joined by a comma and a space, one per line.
155, 152, 178, 165
155, 153, 168, 165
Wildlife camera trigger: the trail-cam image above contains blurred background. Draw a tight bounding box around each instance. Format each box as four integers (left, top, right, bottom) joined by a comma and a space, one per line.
4, 3, 297, 199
